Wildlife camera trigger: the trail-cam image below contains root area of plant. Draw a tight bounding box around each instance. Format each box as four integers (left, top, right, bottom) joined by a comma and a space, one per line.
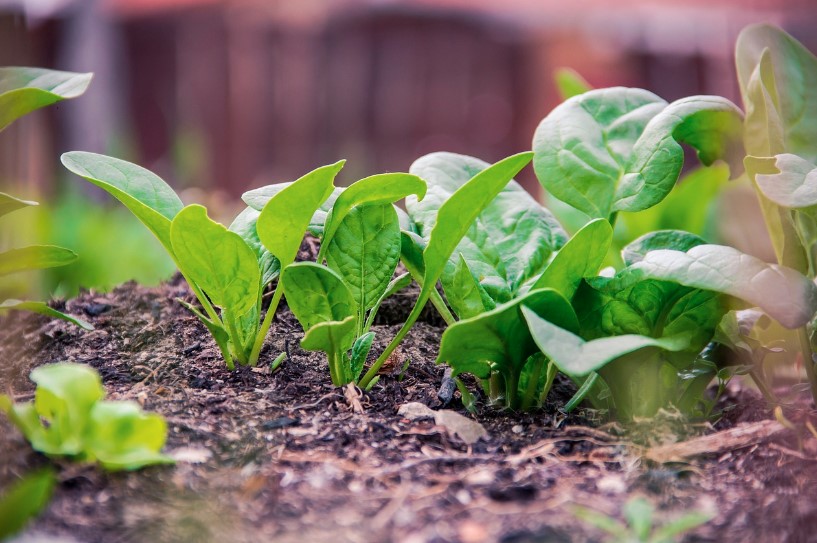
2, 277, 817, 543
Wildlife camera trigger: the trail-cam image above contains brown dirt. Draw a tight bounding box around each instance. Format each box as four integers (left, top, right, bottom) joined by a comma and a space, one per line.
2, 272, 817, 543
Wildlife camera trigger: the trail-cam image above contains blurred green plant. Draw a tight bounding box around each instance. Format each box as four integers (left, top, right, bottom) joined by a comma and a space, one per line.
572, 496, 715, 543
0, 362, 174, 471
0, 469, 55, 540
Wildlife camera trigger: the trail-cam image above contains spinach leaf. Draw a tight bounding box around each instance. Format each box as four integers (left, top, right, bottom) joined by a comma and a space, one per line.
437, 288, 577, 410
359, 152, 534, 388
0, 67, 92, 131
281, 262, 357, 329
301, 316, 358, 385
532, 88, 743, 219
229, 207, 279, 287
0, 363, 172, 470
554, 67, 592, 100
0, 192, 37, 218
243, 185, 343, 236
0, 300, 93, 330
0, 245, 77, 276
753, 154, 817, 208
408, 152, 566, 313
0, 469, 55, 540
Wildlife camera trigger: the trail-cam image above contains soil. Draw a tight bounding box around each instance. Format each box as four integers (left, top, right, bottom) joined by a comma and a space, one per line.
2, 260, 817, 542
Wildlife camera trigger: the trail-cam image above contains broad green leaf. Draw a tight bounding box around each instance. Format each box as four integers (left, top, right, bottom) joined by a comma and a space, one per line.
438, 288, 578, 382
0, 67, 92, 131
754, 154, 817, 208
736, 24, 817, 162
243, 185, 343, 236
409, 152, 565, 305
281, 262, 357, 331
229, 207, 280, 287
621, 230, 707, 266
532, 88, 743, 218
612, 244, 817, 329
0, 299, 94, 330
554, 67, 592, 100
0, 469, 55, 540
170, 205, 259, 316
0, 192, 37, 218
325, 204, 401, 312
523, 307, 693, 377
300, 316, 357, 359
61, 152, 183, 252
87, 401, 174, 471
530, 218, 612, 299
0, 245, 77, 276
320, 172, 426, 258
257, 161, 344, 267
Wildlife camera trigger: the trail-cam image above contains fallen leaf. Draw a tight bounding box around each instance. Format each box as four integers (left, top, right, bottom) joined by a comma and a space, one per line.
398, 402, 488, 445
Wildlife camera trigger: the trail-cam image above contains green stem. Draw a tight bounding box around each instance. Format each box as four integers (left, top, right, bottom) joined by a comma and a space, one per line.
223, 310, 248, 366
748, 368, 778, 405
429, 289, 456, 326
248, 284, 284, 367
520, 356, 543, 411
539, 361, 558, 405
797, 327, 817, 405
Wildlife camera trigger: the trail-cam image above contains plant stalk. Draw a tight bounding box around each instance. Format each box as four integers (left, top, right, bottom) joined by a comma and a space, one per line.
248, 285, 285, 367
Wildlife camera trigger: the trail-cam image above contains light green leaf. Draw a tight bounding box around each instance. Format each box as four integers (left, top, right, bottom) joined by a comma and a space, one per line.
87, 401, 174, 471
61, 152, 183, 252
0, 245, 77, 276
409, 152, 564, 306
170, 205, 260, 316
615, 244, 817, 329
621, 230, 707, 266
325, 204, 401, 312
257, 161, 344, 267
0, 469, 55, 540
523, 307, 693, 377
530, 218, 612, 299
320, 172, 426, 258
438, 289, 578, 383
281, 262, 357, 331
0, 191, 37, 218
623, 497, 653, 541
554, 67, 592, 100
0, 299, 94, 330
243, 185, 343, 236
0, 67, 92, 131
229, 207, 279, 287
300, 316, 357, 375
447, 253, 495, 319
532, 88, 743, 218
736, 24, 817, 162
754, 153, 817, 209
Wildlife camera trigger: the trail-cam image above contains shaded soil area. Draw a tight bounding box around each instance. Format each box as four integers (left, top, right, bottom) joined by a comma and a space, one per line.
2, 275, 817, 543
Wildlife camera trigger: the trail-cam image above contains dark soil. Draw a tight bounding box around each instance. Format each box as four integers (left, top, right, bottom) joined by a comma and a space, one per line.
2, 271, 817, 542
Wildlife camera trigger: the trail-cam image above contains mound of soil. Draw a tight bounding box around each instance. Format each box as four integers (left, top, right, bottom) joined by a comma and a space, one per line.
2, 273, 817, 543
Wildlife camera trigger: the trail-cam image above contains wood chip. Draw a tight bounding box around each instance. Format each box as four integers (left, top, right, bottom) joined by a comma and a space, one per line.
645, 420, 786, 463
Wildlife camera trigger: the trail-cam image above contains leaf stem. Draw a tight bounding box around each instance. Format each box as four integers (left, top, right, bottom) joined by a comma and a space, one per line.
797, 326, 817, 405
429, 289, 456, 326
248, 284, 284, 367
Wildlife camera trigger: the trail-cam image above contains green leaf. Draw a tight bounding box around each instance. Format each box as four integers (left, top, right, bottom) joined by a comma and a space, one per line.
614, 244, 817, 329
170, 205, 260, 317
754, 153, 817, 209
523, 307, 693, 377
229, 207, 280, 287
61, 152, 184, 252
621, 230, 708, 266
281, 262, 357, 331
554, 67, 592, 100
0, 191, 37, 218
325, 204, 401, 313
438, 289, 578, 384
0, 67, 92, 131
532, 88, 743, 218
650, 511, 715, 543
736, 24, 817, 162
447, 253, 495, 319
320, 172, 426, 258
86, 401, 174, 471
409, 152, 565, 306
350, 331, 376, 381
623, 497, 654, 541
0, 299, 94, 330
257, 161, 344, 267
365, 271, 412, 330
243, 185, 343, 236
300, 316, 357, 381
0, 469, 55, 540
0, 245, 77, 276
530, 218, 612, 299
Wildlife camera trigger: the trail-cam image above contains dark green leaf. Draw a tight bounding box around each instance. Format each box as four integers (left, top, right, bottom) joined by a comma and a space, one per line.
350, 331, 376, 381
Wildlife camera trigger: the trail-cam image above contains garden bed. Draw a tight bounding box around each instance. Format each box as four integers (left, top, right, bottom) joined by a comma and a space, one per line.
2, 274, 816, 543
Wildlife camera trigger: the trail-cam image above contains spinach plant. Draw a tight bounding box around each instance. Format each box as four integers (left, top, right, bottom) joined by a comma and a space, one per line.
0, 67, 94, 329
0, 362, 173, 471
279, 173, 426, 386
62, 152, 344, 369
735, 24, 817, 402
